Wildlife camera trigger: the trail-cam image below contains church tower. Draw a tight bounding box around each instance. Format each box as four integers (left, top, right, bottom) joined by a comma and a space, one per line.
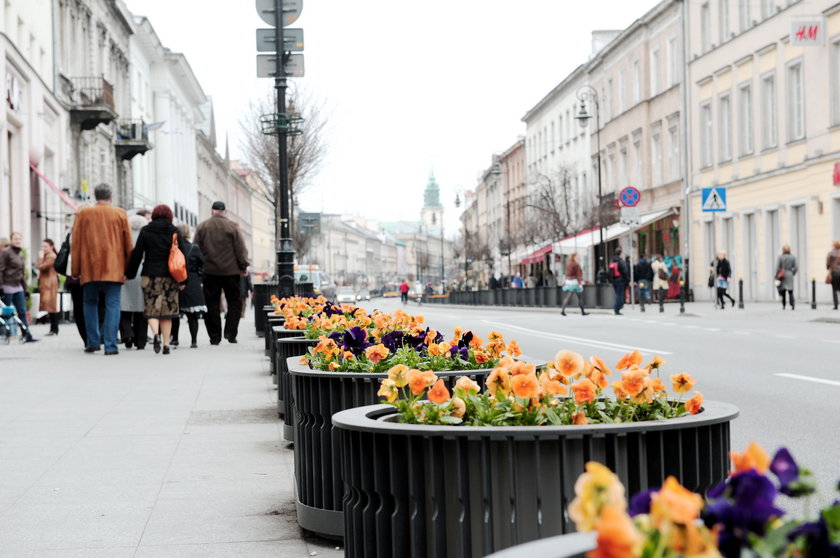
420, 171, 443, 230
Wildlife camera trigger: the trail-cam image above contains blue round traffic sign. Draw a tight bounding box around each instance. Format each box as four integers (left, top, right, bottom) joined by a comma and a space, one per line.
619, 186, 641, 207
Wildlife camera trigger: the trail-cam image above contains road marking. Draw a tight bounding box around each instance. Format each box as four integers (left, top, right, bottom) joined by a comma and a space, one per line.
704, 328, 720, 332
481, 320, 673, 355
776, 373, 840, 387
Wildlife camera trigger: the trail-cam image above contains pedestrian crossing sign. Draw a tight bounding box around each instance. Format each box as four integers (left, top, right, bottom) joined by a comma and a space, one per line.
701, 187, 727, 212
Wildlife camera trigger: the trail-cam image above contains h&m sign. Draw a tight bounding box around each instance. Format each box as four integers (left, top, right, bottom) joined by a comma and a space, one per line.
790, 16, 826, 46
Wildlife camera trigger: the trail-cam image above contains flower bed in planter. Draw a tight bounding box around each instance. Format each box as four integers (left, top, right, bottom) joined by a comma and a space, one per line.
268, 325, 304, 378
274, 336, 318, 422
288, 360, 496, 539
332, 399, 738, 558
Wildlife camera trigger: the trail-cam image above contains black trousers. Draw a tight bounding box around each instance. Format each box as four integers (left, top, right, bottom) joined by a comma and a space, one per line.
171, 313, 200, 345
119, 311, 147, 349
68, 283, 87, 345
203, 274, 242, 343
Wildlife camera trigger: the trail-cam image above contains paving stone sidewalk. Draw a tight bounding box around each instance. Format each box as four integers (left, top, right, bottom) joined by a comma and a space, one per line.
0, 316, 343, 558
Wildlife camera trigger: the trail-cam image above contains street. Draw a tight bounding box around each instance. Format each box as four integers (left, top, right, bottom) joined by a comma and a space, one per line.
364, 298, 840, 496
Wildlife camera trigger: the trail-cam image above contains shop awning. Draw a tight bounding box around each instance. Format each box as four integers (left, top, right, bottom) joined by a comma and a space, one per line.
520, 244, 553, 265
553, 208, 677, 255
30, 163, 77, 211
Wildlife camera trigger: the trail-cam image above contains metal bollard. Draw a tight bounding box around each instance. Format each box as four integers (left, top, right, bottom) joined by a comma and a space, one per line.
659, 289, 665, 313
640, 283, 645, 313
811, 278, 817, 310
679, 281, 686, 314
738, 278, 744, 309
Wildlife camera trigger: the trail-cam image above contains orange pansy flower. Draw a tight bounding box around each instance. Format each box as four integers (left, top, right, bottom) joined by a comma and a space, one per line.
590, 505, 642, 558
616, 350, 643, 370
730, 440, 770, 474
406, 368, 437, 396
685, 391, 703, 415
572, 411, 588, 425
650, 476, 704, 526
364, 344, 390, 364
670, 373, 696, 394
539, 373, 568, 397
589, 355, 613, 377
572, 378, 598, 404
424, 329, 438, 346
587, 367, 609, 390
450, 397, 466, 418
620, 368, 648, 396
474, 350, 491, 364
427, 379, 451, 404
485, 366, 511, 396
328, 361, 340, 371
507, 340, 522, 357
645, 355, 666, 370
455, 376, 480, 394
555, 350, 586, 377
611, 380, 628, 401
510, 361, 536, 376
387, 364, 409, 388
377, 379, 398, 402
649, 377, 666, 393
510, 372, 540, 399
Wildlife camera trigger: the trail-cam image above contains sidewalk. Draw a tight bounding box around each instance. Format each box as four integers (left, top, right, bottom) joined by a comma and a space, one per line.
0, 317, 342, 557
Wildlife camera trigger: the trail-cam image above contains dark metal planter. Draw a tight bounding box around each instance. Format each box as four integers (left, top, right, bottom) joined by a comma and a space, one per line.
253, 282, 277, 337
265, 316, 286, 357
289, 361, 494, 540
275, 336, 318, 419
333, 401, 738, 558
268, 325, 300, 378
485, 533, 595, 558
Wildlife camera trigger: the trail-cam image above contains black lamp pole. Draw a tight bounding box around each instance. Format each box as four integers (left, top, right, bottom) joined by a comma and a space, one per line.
576, 86, 606, 284
274, 0, 295, 297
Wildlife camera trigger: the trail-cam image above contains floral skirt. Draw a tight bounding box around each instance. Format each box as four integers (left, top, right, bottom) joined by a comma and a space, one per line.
141, 276, 180, 319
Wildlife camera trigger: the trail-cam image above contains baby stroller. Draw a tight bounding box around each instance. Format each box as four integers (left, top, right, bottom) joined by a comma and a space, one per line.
1, 299, 28, 344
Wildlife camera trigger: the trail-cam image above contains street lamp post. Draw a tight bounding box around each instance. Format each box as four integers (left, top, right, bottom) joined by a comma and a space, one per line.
455, 192, 469, 290
432, 212, 444, 291
575, 85, 607, 285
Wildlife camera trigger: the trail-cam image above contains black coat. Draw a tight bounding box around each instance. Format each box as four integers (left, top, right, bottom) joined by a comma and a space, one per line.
609, 256, 629, 284
714, 258, 732, 280
634, 258, 653, 282
180, 239, 206, 310
126, 218, 186, 280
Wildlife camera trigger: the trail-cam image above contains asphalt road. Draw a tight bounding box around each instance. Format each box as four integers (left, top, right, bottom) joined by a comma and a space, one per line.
361, 297, 840, 499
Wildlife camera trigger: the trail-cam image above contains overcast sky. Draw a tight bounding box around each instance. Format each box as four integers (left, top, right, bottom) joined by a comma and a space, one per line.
124, 0, 660, 233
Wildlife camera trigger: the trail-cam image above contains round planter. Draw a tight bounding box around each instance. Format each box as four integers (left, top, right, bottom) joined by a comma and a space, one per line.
484, 533, 595, 558
275, 336, 318, 420
268, 325, 301, 377
253, 281, 277, 336
264, 315, 287, 357
288, 361, 495, 539
332, 401, 739, 558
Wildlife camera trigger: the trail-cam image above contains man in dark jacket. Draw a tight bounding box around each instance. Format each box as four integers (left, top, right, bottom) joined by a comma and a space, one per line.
634, 254, 654, 303
194, 201, 249, 344
608, 247, 629, 315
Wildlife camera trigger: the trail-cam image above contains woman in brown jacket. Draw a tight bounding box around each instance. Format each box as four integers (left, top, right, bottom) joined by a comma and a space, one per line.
0, 232, 37, 342
560, 252, 589, 316
37, 239, 60, 335
827, 240, 840, 310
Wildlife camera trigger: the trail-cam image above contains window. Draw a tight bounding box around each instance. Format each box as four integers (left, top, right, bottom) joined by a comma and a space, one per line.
761, 0, 774, 19
602, 86, 610, 121
762, 74, 777, 148
787, 62, 804, 141
558, 115, 564, 146
739, 0, 750, 33
701, 3, 712, 52
633, 131, 643, 187
667, 37, 678, 87
668, 120, 680, 180
719, 94, 732, 161
551, 122, 555, 152
566, 109, 571, 141
650, 48, 660, 95
701, 102, 713, 167
651, 124, 662, 186
719, 0, 730, 44
619, 69, 626, 112
832, 39, 840, 125
619, 139, 628, 188
738, 83, 753, 155
632, 59, 641, 103
607, 79, 614, 120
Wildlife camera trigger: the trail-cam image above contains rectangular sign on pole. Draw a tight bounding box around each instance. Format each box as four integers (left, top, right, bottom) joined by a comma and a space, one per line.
701, 187, 727, 212
619, 206, 640, 228
256, 28, 304, 52
790, 17, 825, 46
257, 53, 305, 78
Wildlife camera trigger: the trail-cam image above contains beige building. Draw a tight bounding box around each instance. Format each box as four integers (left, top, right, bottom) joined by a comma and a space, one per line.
585, 0, 688, 278
687, 0, 840, 302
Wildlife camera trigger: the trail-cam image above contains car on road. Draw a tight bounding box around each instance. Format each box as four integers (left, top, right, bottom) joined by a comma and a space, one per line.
336, 286, 356, 304
356, 288, 371, 301
294, 265, 336, 299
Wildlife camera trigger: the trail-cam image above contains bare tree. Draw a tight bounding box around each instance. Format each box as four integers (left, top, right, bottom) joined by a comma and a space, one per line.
239, 87, 328, 250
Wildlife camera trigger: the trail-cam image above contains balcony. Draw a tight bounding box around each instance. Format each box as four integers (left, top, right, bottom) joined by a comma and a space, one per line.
115, 119, 152, 160
67, 76, 117, 130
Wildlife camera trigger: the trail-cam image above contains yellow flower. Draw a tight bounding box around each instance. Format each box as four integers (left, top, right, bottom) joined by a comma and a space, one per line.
568, 462, 626, 532
455, 376, 480, 394
670, 373, 696, 394
646, 355, 666, 371
450, 397, 466, 418
387, 364, 409, 388
377, 378, 398, 402
485, 365, 511, 396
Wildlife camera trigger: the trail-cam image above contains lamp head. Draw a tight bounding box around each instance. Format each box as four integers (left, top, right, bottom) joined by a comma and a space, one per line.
576, 99, 591, 129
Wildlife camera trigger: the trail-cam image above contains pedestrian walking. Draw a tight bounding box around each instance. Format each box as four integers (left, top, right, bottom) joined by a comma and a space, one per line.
120, 214, 148, 350
634, 253, 653, 303
560, 252, 588, 316
399, 280, 409, 303
170, 223, 206, 349
776, 245, 798, 310
0, 232, 38, 342
193, 201, 249, 345
524, 273, 536, 289
511, 272, 523, 289
240, 269, 253, 319
71, 184, 133, 355
827, 241, 840, 310
608, 247, 629, 315
712, 251, 735, 309
545, 269, 558, 288
650, 255, 669, 302
37, 239, 60, 336
126, 204, 186, 355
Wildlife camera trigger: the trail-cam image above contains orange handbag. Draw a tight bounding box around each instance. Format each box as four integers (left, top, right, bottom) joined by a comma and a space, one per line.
168, 233, 188, 282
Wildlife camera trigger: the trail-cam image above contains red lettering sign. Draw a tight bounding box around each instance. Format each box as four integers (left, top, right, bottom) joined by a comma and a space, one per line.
795, 25, 819, 41
833, 162, 840, 186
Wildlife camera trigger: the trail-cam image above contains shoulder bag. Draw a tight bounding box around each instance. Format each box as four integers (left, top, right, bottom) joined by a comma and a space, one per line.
168, 233, 188, 282
53, 233, 71, 276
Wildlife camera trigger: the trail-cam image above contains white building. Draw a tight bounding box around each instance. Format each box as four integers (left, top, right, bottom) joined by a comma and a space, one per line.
1, 0, 71, 252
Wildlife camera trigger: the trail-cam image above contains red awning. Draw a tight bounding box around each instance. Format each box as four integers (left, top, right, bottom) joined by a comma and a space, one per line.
30, 163, 78, 211
520, 244, 552, 266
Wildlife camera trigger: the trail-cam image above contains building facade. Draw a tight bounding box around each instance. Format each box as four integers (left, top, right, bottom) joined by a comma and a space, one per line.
687, 0, 840, 302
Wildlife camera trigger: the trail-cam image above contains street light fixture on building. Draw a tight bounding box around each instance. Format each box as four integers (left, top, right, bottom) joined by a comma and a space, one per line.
575, 85, 607, 285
